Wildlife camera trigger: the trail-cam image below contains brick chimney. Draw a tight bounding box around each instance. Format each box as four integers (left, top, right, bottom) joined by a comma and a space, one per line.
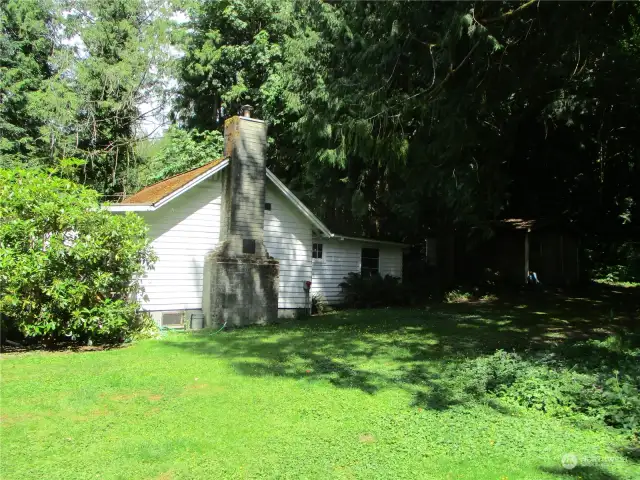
202, 110, 279, 327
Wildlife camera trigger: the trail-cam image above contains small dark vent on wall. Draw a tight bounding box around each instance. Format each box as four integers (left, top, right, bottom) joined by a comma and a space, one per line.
264, 202, 271, 211
161, 312, 183, 326
242, 239, 256, 254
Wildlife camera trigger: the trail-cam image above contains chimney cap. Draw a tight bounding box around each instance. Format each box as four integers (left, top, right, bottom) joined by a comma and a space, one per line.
240, 104, 254, 118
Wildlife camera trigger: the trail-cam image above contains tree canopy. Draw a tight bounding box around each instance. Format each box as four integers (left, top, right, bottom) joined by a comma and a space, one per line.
2, 0, 639, 240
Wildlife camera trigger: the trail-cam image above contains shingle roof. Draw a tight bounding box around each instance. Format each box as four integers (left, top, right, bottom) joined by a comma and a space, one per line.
121, 158, 226, 205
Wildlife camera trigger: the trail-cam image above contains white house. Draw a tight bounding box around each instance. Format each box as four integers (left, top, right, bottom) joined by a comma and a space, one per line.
109, 114, 403, 327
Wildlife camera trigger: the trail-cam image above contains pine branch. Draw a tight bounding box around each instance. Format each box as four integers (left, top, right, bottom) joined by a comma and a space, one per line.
479, 0, 539, 24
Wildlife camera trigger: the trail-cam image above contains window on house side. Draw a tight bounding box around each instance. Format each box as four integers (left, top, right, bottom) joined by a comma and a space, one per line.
361, 247, 379, 276
264, 203, 271, 211
312, 243, 323, 259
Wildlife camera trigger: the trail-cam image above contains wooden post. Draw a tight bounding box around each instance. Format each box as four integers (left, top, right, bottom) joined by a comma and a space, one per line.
524, 231, 530, 284
560, 234, 565, 284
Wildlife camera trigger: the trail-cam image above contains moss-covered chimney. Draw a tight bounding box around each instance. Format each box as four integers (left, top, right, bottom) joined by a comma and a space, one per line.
220, 112, 268, 256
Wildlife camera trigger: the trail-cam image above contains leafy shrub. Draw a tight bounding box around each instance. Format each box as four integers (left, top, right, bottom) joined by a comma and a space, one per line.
459, 344, 640, 432
444, 289, 473, 303
501, 369, 598, 418
585, 240, 640, 284
312, 293, 331, 314
0, 167, 155, 343
129, 312, 161, 340
599, 371, 640, 431
463, 350, 524, 395
339, 272, 404, 308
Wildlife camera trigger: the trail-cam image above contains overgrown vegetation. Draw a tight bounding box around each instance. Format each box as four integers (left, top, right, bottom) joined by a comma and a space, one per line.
311, 292, 330, 315
134, 126, 224, 189
0, 167, 155, 343
3, 1, 639, 242
587, 240, 640, 286
454, 345, 640, 432
339, 272, 404, 308
444, 289, 474, 304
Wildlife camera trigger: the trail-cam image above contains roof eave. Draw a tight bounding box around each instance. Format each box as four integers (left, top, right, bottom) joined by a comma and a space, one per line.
153, 158, 229, 209
106, 204, 156, 212
106, 158, 230, 212
266, 169, 333, 237
317, 233, 406, 247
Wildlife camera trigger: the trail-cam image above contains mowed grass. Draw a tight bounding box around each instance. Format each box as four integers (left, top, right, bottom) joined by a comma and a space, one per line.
2, 287, 639, 479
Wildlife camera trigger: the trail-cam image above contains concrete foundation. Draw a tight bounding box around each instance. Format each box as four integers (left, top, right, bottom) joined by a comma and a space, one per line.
203, 254, 279, 327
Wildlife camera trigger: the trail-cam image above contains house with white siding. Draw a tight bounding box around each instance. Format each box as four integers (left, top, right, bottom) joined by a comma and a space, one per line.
109, 113, 403, 327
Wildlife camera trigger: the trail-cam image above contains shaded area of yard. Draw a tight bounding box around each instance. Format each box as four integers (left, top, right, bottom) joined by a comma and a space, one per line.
167, 284, 640, 402
1, 285, 639, 480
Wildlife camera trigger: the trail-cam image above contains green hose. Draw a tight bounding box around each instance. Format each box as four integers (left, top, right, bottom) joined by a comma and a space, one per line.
211, 320, 227, 335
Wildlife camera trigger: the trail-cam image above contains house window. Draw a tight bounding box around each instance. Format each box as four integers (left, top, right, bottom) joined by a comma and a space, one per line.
361, 248, 379, 276
242, 239, 256, 254
264, 202, 271, 211
312, 243, 323, 259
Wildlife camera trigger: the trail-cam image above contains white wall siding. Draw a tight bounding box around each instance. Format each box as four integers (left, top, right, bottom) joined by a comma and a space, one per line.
134, 170, 401, 314
139, 175, 314, 313
311, 238, 403, 304
138, 175, 222, 311
264, 184, 313, 310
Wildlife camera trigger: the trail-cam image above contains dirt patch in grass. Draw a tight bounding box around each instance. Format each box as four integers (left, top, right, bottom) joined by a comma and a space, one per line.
144, 407, 161, 417
155, 470, 174, 480
183, 383, 209, 392
106, 391, 163, 402
0, 413, 38, 425
71, 408, 111, 422
110, 393, 139, 402
358, 433, 376, 444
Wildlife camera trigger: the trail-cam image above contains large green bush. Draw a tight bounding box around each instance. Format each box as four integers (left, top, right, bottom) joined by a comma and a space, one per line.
339, 272, 405, 308
585, 239, 640, 285
0, 168, 155, 343
460, 347, 640, 433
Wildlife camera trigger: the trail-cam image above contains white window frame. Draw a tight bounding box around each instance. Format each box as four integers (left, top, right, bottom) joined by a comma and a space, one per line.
312, 243, 324, 262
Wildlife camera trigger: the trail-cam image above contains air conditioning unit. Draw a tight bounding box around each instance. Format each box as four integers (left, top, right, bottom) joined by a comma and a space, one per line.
161, 312, 183, 327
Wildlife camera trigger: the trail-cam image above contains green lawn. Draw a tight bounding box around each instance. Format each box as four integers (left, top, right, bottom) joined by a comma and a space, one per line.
2, 287, 639, 479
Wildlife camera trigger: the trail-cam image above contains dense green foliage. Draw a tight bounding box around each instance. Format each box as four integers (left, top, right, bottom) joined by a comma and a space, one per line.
2, 303, 639, 479
0, 167, 155, 342
134, 126, 223, 187
457, 346, 640, 432
0, 0, 175, 196
175, 0, 640, 240
0, 0, 56, 166
339, 272, 405, 308
2, 0, 639, 240
587, 240, 640, 285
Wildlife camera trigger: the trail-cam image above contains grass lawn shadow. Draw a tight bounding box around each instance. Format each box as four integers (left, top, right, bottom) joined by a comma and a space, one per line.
540, 465, 626, 480
163, 283, 639, 409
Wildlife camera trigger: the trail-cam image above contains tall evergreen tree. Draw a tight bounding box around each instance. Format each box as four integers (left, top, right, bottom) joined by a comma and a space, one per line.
0, 0, 56, 166
67, 0, 174, 196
